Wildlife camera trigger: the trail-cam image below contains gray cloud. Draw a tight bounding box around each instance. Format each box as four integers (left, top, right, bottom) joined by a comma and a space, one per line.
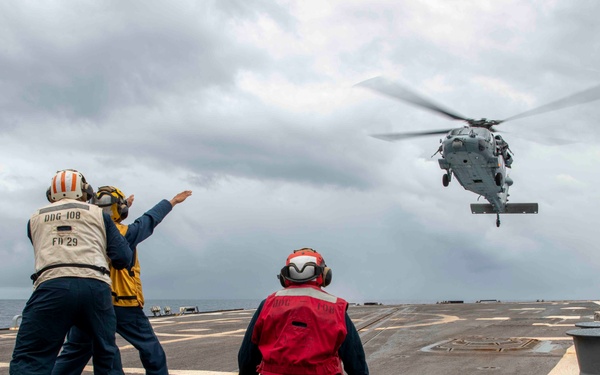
2, 0, 600, 305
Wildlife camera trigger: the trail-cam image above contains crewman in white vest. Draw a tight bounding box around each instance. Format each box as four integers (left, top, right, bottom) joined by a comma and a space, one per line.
10, 169, 132, 375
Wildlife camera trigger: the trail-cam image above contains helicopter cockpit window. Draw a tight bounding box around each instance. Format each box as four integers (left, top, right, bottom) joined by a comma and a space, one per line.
472, 128, 491, 141
450, 128, 469, 135
450, 127, 490, 140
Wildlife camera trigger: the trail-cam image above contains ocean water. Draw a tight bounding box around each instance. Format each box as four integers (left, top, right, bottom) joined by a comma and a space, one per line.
0, 299, 262, 329
0, 299, 26, 329
142, 299, 262, 317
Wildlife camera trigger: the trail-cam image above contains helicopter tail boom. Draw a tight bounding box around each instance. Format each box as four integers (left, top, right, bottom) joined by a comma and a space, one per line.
470, 203, 539, 214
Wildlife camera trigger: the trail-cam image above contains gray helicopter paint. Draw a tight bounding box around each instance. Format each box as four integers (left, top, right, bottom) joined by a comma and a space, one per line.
354, 77, 600, 226
438, 127, 508, 212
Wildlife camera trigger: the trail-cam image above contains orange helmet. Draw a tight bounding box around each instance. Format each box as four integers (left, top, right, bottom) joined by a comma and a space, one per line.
46, 169, 94, 202
278, 248, 332, 287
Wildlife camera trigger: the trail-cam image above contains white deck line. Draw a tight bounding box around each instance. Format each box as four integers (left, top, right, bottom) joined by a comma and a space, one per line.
547, 345, 578, 375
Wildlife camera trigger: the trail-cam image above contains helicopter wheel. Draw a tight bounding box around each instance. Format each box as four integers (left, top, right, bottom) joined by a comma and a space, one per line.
496, 214, 500, 227
442, 173, 450, 187
495, 173, 503, 187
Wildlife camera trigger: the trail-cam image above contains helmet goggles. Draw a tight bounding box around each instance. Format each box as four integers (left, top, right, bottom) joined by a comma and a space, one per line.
279, 248, 331, 287
93, 186, 128, 222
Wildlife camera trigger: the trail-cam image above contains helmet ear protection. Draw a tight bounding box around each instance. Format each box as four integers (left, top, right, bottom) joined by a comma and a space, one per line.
278, 248, 332, 288
94, 186, 129, 222
46, 169, 94, 203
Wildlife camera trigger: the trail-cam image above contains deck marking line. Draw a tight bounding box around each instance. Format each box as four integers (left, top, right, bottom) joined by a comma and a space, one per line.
476, 317, 510, 321
511, 308, 545, 311
81, 365, 237, 374
547, 345, 578, 375
119, 329, 246, 350
374, 314, 461, 331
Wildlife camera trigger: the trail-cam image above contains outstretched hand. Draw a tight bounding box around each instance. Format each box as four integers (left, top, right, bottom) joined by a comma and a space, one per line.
126, 195, 135, 208
170, 190, 192, 207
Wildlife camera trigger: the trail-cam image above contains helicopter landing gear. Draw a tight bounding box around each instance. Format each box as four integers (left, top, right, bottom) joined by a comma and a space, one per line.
442, 173, 451, 187
495, 173, 503, 187
496, 213, 501, 227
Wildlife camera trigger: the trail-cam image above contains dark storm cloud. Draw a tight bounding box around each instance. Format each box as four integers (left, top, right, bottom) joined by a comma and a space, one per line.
2, 1, 600, 304
0, 0, 276, 124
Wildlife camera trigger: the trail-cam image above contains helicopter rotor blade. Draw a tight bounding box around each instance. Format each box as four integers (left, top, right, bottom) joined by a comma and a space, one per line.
502, 83, 600, 123
371, 129, 453, 141
500, 130, 576, 146
356, 77, 470, 122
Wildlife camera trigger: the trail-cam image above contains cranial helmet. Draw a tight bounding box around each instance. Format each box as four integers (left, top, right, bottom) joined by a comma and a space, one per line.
46, 169, 94, 203
278, 248, 332, 288
94, 186, 129, 222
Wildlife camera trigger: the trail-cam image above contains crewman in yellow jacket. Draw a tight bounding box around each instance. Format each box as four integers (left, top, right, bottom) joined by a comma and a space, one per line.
52, 186, 192, 375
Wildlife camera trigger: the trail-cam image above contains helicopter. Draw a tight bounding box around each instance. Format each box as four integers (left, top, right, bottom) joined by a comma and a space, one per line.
357, 77, 600, 227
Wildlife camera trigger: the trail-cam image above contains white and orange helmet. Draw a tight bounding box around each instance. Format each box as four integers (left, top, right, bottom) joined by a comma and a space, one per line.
46, 169, 94, 202
278, 248, 332, 287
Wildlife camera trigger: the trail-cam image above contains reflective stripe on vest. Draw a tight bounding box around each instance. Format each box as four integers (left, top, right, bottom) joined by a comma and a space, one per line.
274, 286, 338, 303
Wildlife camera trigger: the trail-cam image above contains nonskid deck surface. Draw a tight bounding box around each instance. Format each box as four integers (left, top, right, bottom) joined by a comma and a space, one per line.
0, 300, 596, 374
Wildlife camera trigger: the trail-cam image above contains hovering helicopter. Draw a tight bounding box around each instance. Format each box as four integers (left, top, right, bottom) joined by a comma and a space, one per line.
357, 77, 600, 227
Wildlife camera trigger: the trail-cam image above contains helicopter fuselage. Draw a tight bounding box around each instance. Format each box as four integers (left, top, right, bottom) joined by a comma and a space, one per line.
437, 127, 509, 212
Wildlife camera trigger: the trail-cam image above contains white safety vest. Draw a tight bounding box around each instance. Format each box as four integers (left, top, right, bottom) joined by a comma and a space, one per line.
29, 199, 111, 289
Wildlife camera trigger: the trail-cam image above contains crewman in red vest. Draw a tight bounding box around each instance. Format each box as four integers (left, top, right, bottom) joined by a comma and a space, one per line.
238, 248, 369, 375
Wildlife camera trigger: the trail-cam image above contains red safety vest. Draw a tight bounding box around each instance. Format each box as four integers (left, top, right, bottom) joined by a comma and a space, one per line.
252, 284, 348, 375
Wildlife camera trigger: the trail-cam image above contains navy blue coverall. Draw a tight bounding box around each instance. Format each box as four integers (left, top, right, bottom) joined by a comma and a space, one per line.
10, 213, 132, 375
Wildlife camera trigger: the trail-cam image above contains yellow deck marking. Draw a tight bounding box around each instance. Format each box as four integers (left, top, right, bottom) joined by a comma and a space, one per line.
510, 308, 545, 310
547, 345, 578, 375
476, 317, 510, 320
83, 365, 236, 374
177, 328, 211, 332
373, 314, 462, 330
0, 363, 232, 374
119, 329, 246, 350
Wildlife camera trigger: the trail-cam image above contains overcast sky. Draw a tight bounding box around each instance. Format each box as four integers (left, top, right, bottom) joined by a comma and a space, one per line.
2, 0, 600, 305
